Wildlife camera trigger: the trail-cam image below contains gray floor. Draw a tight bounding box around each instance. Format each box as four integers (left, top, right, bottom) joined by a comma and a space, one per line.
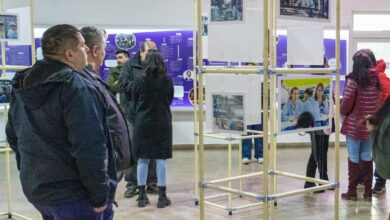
1, 146, 389, 220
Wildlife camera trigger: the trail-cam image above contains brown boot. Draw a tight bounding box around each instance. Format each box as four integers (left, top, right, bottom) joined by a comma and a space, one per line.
360, 160, 373, 201
341, 159, 359, 201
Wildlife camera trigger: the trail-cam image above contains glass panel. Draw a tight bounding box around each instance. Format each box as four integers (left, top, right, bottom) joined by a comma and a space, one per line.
357, 42, 390, 75
354, 14, 390, 31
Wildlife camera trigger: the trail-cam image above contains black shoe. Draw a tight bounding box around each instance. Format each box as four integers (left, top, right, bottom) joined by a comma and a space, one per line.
157, 186, 171, 208
147, 184, 159, 194
124, 185, 138, 198
137, 185, 150, 208
304, 182, 316, 189
372, 183, 386, 194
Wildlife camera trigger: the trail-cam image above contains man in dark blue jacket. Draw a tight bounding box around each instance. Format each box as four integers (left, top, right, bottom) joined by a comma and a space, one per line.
119, 40, 158, 198
6, 24, 115, 219
80, 25, 134, 180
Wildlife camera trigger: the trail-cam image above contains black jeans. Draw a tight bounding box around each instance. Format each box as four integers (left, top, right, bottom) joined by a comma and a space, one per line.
306, 133, 329, 181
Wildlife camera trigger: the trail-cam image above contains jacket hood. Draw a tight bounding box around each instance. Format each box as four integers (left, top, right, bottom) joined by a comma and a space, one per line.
12, 58, 74, 109
375, 59, 386, 73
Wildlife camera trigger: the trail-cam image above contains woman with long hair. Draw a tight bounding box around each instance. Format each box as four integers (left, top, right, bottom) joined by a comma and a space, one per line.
340, 51, 381, 201
132, 49, 174, 208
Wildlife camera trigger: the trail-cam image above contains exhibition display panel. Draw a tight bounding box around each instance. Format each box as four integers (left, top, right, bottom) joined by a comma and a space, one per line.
194, 0, 341, 219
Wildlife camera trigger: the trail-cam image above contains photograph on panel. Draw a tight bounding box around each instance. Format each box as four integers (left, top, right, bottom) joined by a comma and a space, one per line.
0, 13, 19, 40
0, 79, 11, 103
212, 92, 246, 134
210, 0, 243, 22
115, 33, 137, 50
279, 0, 329, 20
278, 76, 332, 134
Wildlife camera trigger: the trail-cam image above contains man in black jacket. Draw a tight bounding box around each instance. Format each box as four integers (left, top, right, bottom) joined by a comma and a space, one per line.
80, 26, 134, 178
119, 40, 158, 198
6, 24, 115, 219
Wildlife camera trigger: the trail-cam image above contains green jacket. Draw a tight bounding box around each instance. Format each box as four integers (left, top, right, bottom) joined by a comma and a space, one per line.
107, 66, 121, 95
373, 115, 390, 179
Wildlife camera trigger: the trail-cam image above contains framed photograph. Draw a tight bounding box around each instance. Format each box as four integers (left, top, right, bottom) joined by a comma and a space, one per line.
0, 13, 19, 41
278, 0, 329, 21
211, 92, 246, 134
210, 0, 243, 22
278, 75, 332, 134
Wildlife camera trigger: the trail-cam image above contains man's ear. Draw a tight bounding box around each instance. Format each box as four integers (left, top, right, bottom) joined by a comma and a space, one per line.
64, 49, 74, 62
92, 46, 99, 57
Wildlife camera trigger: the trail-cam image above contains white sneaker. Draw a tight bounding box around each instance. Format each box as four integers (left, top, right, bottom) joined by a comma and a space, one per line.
242, 158, 250, 164
257, 158, 264, 164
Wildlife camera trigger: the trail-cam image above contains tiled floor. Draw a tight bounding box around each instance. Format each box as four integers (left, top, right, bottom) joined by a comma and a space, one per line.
1, 146, 389, 219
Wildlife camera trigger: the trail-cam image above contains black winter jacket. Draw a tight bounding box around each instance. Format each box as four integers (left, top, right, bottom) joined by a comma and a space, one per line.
118, 52, 142, 123
80, 66, 134, 171
6, 59, 115, 207
132, 74, 174, 159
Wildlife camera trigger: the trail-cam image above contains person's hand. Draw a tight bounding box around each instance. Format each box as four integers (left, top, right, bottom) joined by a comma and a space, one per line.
366, 120, 374, 132
94, 204, 107, 213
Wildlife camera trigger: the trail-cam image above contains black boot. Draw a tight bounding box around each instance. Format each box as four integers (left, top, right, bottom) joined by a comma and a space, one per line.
137, 185, 150, 208
157, 186, 171, 208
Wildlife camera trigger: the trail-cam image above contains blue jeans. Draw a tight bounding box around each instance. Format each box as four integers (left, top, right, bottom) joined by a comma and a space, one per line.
138, 159, 167, 186
242, 124, 263, 159
346, 136, 372, 163
33, 199, 114, 220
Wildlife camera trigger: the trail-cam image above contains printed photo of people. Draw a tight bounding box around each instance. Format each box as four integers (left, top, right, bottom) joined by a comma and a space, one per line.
188, 87, 205, 105
0, 13, 18, 40
278, 76, 332, 134
280, 0, 329, 20
212, 92, 245, 134
211, 0, 243, 22
0, 80, 12, 103
183, 70, 193, 81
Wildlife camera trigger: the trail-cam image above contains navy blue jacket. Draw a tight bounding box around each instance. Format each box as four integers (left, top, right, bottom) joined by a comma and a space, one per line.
6, 58, 116, 207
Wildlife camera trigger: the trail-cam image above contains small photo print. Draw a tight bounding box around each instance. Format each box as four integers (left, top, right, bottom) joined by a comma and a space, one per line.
279, 0, 329, 20
212, 92, 246, 134
211, 0, 243, 22
0, 13, 19, 40
278, 76, 332, 134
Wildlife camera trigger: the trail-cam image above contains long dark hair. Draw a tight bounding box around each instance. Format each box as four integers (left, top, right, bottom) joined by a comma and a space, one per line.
349, 51, 373, 88
142, 49, 167, 77
370, 96, 390, 153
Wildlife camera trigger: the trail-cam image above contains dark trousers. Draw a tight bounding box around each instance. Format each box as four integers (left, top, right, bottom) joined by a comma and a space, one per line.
306, 133, 329, 181
374, 169, 387, 186
33, 200, 113, 220
125, 120, 157, 188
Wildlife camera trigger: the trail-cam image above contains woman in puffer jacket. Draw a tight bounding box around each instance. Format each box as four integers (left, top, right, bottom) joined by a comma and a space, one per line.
340, 51, 381, 201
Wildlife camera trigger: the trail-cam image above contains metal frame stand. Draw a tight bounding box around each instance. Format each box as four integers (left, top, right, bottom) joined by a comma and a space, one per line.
195, 0, 341, 219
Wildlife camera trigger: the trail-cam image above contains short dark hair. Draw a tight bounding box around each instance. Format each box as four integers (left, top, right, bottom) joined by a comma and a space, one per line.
115, 50, 129, 57
80, 26, 105, 49
142, 49, 166, 76
296, 112, 314, 128
304, 88, 313, 96
41, 24, 80, 57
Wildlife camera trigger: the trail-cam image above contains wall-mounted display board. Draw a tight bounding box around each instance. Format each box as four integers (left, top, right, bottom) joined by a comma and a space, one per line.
32, 30, 347, 108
